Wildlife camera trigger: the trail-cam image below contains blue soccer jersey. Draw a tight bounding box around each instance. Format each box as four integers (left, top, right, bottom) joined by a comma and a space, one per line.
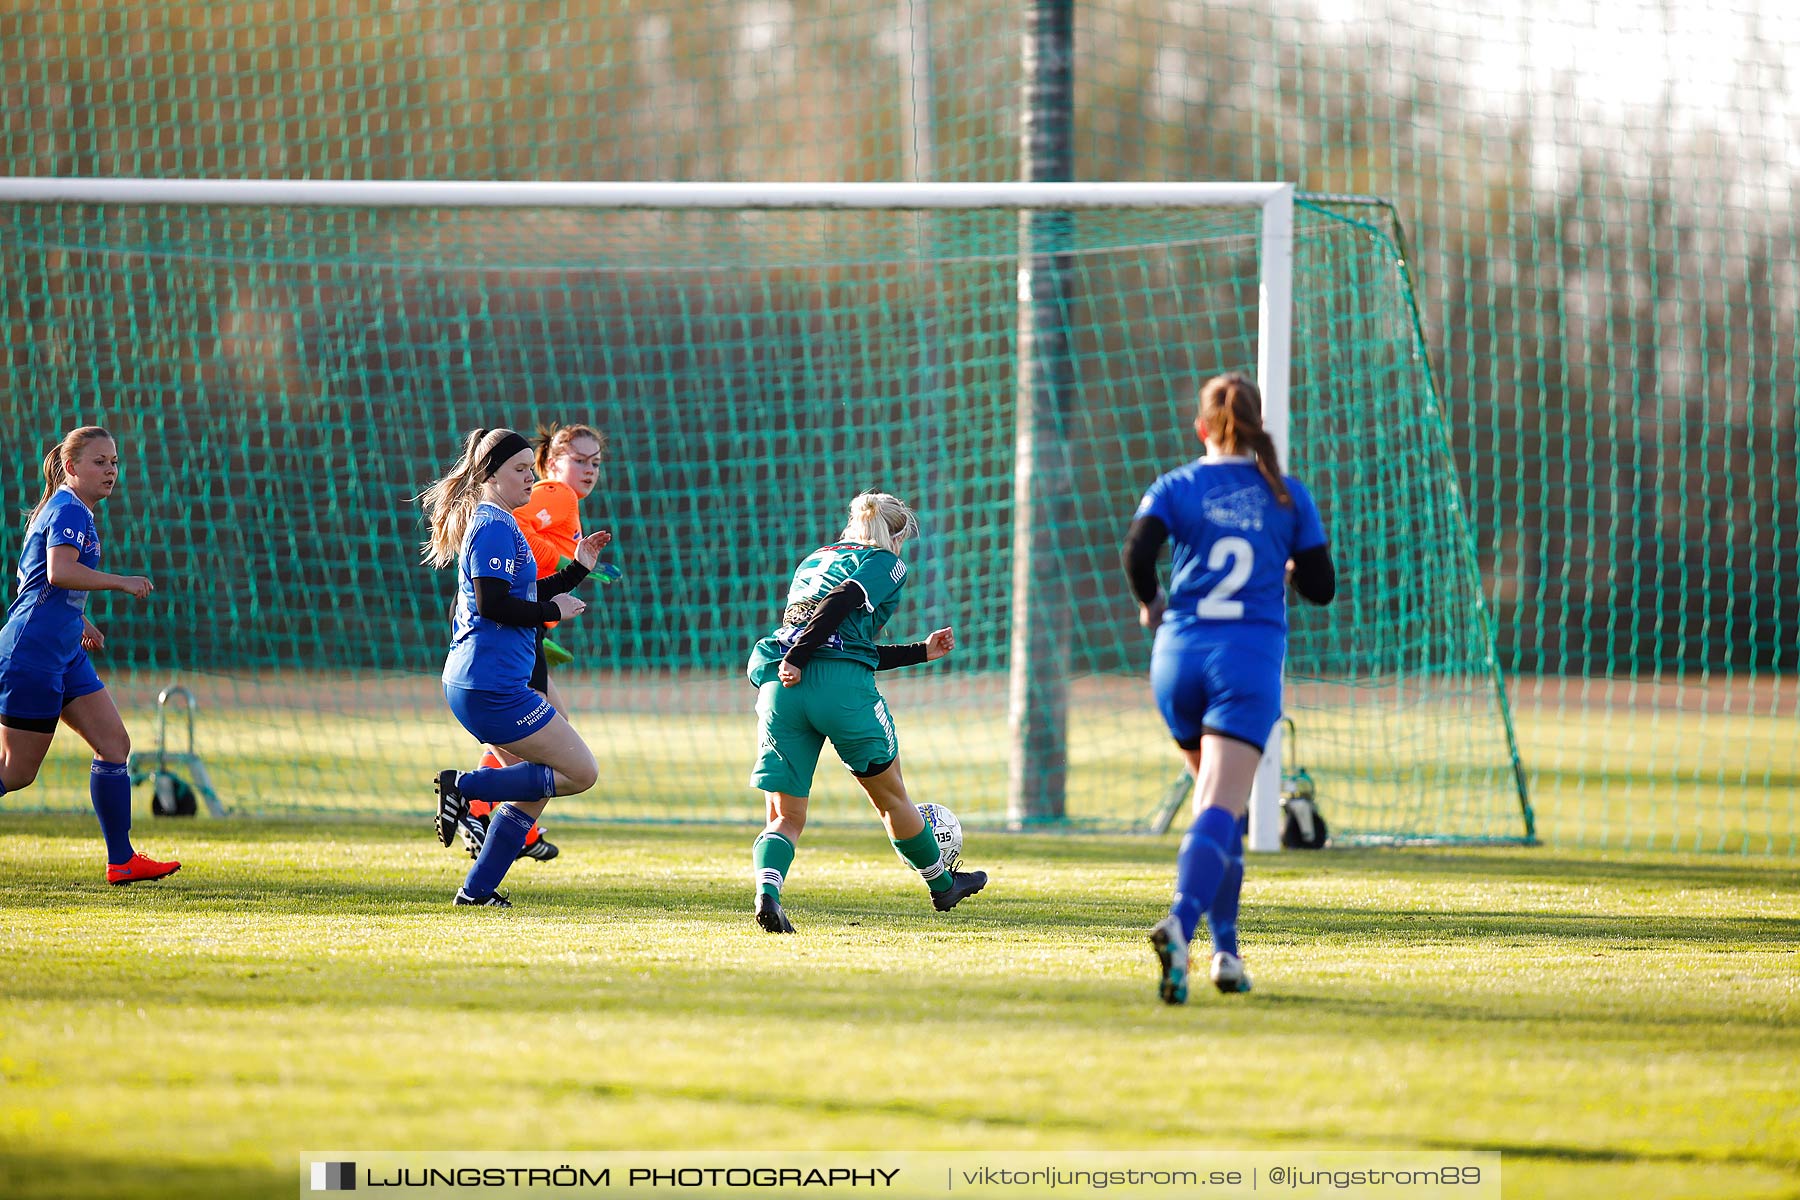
1135, 454, 1328, 653
441, 502, 540, 691
0, 487, 100, 672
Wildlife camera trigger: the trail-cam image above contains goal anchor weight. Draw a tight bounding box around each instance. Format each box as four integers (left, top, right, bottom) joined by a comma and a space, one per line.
127, 685, 227, 818
1144, 717, 1327, 848
1277, 717, 1328, 850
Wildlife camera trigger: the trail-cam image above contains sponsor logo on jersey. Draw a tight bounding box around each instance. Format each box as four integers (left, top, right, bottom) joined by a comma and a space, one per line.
774, 624, 844, 652
490, 556, 503, 569
48, 517, 95, 555
1203, 484, 1268, 532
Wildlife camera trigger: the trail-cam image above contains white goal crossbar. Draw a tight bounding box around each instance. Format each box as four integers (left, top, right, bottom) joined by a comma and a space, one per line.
0, 177, 1296, 848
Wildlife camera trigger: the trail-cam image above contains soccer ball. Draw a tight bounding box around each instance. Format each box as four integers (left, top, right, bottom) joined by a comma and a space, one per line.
917, 802, 963, 872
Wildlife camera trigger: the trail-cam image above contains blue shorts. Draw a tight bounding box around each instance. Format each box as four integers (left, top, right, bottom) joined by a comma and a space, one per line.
1149, 640, 1283, 753
0, 650, 105, 727
443, 682, 558, 746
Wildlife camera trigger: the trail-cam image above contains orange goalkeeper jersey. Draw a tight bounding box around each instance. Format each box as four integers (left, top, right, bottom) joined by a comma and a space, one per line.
514, 479, 581, 578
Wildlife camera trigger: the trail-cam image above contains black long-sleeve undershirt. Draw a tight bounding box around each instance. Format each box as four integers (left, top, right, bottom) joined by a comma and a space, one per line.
782, 579, 932, 672
782, 581, 863, 668
472, 559, 592, 629
538, 558, 591, 599
876, 641, 929, 671
1290, 544, 1336, 605
1121, 516, 1170, 606
474, 577, 557, 627
1120, 515, 1338, 608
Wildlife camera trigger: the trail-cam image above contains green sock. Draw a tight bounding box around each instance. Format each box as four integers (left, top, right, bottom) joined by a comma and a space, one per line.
893, 825, 953, 893
752, 831, 795, 897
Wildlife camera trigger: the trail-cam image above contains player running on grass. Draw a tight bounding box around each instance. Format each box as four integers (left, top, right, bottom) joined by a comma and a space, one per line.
745, 491, 987, 934
418, 428, 610, 907
0, 426, 178, 885
1123, 373, 1336, 1002
457, 422, 617, 863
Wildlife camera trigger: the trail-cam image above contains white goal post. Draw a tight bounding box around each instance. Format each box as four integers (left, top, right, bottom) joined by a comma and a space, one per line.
0, 177, 1297, 849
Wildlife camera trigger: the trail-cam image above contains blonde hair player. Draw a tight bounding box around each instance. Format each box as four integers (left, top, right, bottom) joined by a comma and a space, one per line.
1123, 373, 1337, 1001
417, 428, 610, 907
0, 427, 178, 884
457, 422, 617, 863
743, 491, 986, 933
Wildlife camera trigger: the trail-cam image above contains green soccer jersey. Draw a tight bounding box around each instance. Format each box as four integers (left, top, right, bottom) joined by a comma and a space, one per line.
746, 541, 909, 685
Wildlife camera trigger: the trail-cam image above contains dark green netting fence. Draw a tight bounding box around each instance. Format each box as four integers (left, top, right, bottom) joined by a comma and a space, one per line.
1, 0, 1794, 849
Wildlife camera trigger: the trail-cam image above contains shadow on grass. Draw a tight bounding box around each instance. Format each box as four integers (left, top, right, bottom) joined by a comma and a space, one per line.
5, 872, 1797, 1039
8, 811, 1796, 878
1286, 849, 1800, 892
0, 1148, 292, 1200
1416, 1134, 1800, 1173
1252, 903, 1800, 947
0, 1118, 1790, 1197
21, 859, 1792, 942
8, 854, 1797, 948
5, 811, 1798, 948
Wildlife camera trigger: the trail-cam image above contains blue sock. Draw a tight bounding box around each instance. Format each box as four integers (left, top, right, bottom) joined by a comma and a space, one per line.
1205, 816, 1246, 957
463, 803, 534, 898
458, 762, 555, 804
90, 759, 135, 864
1170, 805, 1237, 943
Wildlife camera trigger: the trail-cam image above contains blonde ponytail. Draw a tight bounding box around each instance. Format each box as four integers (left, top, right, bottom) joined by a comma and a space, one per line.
839, 491, 919, 554
26, 426, 112, 527
416, 428, 520, 567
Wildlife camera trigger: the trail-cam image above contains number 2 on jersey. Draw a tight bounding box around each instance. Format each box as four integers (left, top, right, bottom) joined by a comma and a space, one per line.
1198, 536, 1254, 619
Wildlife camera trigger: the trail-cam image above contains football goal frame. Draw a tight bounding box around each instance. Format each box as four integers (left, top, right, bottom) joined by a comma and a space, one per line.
3, 176, 1452, 851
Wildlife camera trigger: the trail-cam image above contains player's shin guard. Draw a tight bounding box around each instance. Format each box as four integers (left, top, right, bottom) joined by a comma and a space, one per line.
752, 830, 795, 898
1170, 805, 1236, 943
892, 825, 953, 894
463, 803, 534, 899
1205, 817, 1245, 958
90, 759, 135, 864
458, 762, 555, 804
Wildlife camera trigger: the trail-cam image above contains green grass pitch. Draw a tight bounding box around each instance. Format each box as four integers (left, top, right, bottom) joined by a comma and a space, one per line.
0, 688, 1391, 829
1, 816, 1794, 1200
10, 676, 1796, 852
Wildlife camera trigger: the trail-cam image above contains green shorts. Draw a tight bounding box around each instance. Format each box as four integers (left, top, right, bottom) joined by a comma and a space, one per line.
750, 657, 899, 797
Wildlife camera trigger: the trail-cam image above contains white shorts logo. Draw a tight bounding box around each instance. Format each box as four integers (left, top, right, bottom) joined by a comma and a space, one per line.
873, 698, 898, 757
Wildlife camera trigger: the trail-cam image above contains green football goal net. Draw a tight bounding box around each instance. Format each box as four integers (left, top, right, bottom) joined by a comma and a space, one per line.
0, 180, 1529, 844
